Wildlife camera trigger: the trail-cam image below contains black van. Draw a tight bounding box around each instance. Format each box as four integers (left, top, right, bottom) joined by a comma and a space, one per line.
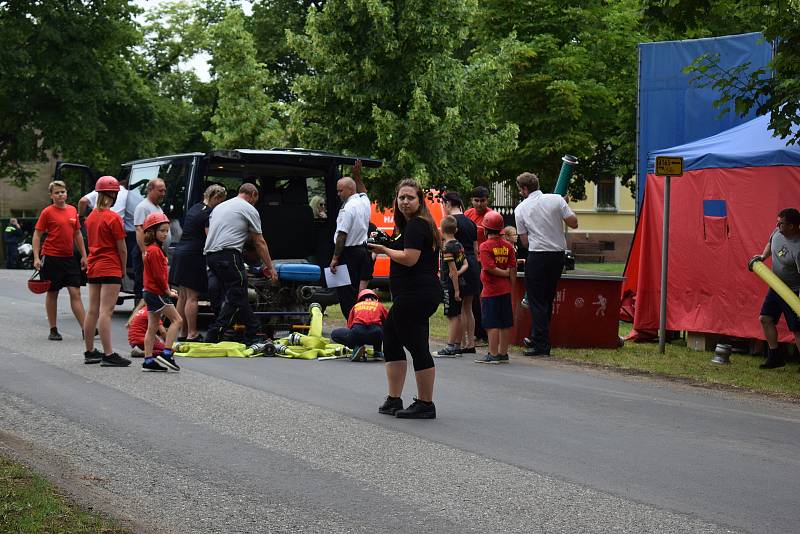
58, 148, 382, 333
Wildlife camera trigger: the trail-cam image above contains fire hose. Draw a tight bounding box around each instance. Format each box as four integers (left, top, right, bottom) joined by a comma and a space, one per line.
748, 258, 800, 316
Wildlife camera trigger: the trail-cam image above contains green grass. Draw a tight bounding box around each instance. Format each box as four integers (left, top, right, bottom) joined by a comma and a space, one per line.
325, 302, 800, 399
0, 455, 127, 533
575, 262, 626, 274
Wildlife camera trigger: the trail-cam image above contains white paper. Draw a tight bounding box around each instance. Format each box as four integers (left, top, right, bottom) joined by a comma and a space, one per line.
324, 265, 351, 288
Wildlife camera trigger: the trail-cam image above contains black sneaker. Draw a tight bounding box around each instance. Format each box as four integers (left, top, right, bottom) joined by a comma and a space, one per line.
156, 353, 180, 371
395, 398, 436, 419
142, 359, 168, 372
459, 346, 476, 354
496, 353, 510, 363
523, 337, 534, 348
83, 349, 102, 364
100, 353, 131, 367
48, 328, 62, 341
378, 396, 403, 415
475, 353, 505, 364
523, 348, 550, 357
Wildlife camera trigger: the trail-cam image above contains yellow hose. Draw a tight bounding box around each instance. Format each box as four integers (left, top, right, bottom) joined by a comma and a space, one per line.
749, 259, 800, 316
308, 303, 323, 338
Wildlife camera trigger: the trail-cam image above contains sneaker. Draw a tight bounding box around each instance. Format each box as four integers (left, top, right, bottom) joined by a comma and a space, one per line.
523, 348, 550, 357
186, 334, 203, 343
496, 353, 510, 363
48, 328, 62, 341
378, 396, 403, 415
350, 346, 366, 362
521, 297, 530, 308
475, 353, 505, 364
523, 337, 534, 348
100, 353, 131, 367
83, 349, 102, 365
156, 353, 180, 371
395, 398, 436, 419
435, 346, 460, 358
142, 359, 168, 372
459, 347, 476, 354
130, 346, 145, 358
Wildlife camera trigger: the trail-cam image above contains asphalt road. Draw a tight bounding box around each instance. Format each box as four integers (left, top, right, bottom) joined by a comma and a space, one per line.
1, 269, 798, 533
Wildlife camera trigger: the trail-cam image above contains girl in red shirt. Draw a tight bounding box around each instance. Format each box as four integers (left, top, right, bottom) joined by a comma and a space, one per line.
83, 176, 130, 367
141, 213, 183, 372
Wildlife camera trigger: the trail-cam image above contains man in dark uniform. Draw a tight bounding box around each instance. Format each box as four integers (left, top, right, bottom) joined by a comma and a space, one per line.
4, 218, 23, 269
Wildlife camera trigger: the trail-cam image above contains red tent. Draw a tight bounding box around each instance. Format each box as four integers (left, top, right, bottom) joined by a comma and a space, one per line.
624, 115, 800, 341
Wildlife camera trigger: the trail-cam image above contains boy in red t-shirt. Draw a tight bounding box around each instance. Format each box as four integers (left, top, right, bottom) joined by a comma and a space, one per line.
330, 289, 388, 362
32, 180, 88, 341
477, 211, 516, 364
127, 306, 165, 357
141, 213, 183, 372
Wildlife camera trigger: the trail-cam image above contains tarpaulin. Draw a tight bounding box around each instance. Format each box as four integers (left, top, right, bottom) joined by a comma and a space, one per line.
630, 165, 800, 341
637, 32, 772, 212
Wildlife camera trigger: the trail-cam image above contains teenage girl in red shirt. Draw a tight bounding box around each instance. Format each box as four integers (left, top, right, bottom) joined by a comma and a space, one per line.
141, 213, 183, 372
83, 176, 130, 367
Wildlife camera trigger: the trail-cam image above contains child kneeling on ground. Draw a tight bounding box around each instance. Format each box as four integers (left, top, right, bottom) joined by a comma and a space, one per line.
477, 211, 516, 364
436, 215, 468, 357
127, 305, 166, 358
141, 213, 183, 372
331, 289, 388, 361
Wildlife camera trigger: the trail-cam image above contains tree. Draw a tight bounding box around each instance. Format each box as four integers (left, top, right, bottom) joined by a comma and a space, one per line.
289, 0, 519, 204
249, 0, 324, 103
472, 0, 644, 196
203, 7, 286, 149
642, 0, 800, 145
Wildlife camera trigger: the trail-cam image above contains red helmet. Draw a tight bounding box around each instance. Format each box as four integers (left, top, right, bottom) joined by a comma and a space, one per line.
481, 210, 504, 232
357, 289, 379, 302
27, 270, 51, 294
95, 176, 120, 192
143, 212, 169, 232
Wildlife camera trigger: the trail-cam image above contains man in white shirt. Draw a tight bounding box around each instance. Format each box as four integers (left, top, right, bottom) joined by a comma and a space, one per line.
132, 178, 167, 303
329, 161, 371, 318
514, 172, 578, 356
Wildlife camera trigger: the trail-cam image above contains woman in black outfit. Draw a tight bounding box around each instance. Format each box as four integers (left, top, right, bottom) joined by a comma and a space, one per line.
440, 191, 480, 355
173, 184, 227, 341
368, 179, 441, 419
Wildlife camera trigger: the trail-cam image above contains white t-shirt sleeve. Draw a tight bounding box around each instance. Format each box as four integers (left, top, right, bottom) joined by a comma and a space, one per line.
85, 191, 98, 209
133, 202, 147, 226
515, 203, 529, 236
336, 207, 355, 235
559, 197, 575, 219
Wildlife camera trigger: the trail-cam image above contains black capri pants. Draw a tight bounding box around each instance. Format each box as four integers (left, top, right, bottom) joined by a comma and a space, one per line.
383, 290, 441, 371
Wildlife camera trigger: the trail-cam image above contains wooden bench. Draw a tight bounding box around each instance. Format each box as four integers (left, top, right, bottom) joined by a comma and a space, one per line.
572, 241, 605, 263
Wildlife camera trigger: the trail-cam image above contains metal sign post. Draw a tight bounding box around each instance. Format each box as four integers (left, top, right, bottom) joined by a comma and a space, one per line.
655, 156, 683, 354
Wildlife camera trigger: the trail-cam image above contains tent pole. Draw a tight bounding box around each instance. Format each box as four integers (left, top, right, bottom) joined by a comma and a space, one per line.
659, 175, 671, 354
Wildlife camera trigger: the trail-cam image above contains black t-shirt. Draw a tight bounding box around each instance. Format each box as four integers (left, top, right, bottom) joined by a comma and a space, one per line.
454, 213, 477, 255
439, 238, 465, 286
177, 202, 212, 254
389, 216, 440, 294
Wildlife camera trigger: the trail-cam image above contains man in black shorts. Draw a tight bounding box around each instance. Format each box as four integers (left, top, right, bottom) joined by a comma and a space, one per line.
752, 207, 800, 369
33, 180, 88, 340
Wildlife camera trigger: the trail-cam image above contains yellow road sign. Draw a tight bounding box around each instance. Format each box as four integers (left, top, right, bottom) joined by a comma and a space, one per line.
655, 156, 683, 177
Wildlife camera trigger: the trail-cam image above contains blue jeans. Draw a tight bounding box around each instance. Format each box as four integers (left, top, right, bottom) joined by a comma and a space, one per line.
331, 323, 383, 352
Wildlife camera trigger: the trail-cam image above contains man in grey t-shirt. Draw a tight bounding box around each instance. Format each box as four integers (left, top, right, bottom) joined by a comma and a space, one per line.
204, 183, 276, 344
129, 178, 166, 308
752, 207, 800, 369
